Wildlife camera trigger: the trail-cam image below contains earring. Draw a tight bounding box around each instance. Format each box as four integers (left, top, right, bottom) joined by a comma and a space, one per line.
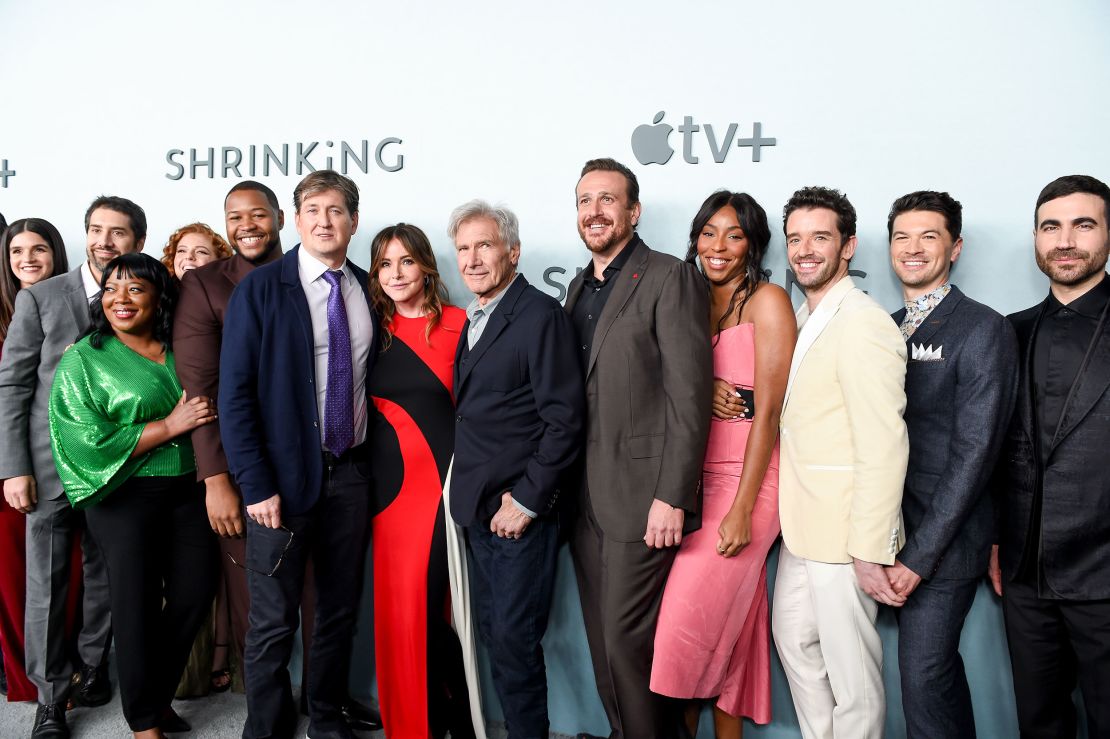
424, 275, 430, 285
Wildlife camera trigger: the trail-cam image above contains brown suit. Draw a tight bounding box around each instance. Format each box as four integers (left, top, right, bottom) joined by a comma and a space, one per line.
565, 237, 712, 739
172, 251, 309, 690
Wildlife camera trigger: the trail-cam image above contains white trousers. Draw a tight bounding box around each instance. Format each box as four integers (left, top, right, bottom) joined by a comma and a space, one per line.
771, 545, 885, 739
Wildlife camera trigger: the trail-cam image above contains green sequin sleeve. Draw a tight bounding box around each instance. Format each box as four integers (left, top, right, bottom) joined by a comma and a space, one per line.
49, 341, 148, 508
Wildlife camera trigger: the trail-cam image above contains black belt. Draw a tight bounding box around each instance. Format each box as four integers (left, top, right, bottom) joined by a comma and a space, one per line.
322, 441, 367, 467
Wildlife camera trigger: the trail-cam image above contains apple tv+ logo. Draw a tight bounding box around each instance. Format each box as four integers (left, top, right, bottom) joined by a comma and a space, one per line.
631, 111, 776, 166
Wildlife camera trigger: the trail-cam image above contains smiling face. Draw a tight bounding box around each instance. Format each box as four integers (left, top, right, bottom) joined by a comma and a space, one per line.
786, 207, 855, 300
295, 188, 358, 268
454, 216, 519, 304
86, 207, 142, 277
225, 189, 283, 261
101, 271, 158, 339
9, 231, 56, 288
576, 170, 641, 258
173, 232, 221, 277
697, 205, 749, 286
889, 209, 962, 298
1034, 192, 1110, 292
378, 238, 426, 315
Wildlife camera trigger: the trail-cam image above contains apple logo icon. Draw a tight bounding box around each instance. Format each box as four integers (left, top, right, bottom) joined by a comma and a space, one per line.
631, 111, 674, 166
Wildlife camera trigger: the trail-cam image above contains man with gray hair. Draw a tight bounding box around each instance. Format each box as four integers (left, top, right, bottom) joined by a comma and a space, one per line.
448, 199, 583, 738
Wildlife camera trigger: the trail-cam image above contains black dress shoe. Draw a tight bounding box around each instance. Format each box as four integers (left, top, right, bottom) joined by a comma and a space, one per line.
341, 698, 383, 731
70, 663, 111, 707
31, 703, 69, 739
161, 707, 192, 733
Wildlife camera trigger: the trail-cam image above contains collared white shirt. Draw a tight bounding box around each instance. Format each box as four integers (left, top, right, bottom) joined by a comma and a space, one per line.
297, 246, 373, 449
80, 262, 100, 303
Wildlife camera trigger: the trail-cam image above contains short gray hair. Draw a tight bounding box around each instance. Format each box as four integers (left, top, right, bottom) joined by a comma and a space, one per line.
447, 199, 520, 249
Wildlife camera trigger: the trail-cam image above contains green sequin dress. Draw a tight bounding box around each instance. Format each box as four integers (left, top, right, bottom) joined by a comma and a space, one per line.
49, 334, 196, 509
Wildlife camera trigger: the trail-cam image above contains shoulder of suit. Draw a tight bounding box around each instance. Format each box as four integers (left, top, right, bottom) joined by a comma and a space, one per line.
519, 282, 565, 313
1007, 302, 1042, 325
950, 292, 1007, 325
27, 268, 81, 298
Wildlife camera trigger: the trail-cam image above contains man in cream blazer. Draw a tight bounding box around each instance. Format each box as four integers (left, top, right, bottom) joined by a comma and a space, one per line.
771, 187, 909, 739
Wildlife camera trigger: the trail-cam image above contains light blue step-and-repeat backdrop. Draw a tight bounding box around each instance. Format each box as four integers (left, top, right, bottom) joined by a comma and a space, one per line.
3, 1, 1108, 735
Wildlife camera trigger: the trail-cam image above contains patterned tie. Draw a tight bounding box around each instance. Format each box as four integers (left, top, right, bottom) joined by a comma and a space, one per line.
321, 270, 353, 456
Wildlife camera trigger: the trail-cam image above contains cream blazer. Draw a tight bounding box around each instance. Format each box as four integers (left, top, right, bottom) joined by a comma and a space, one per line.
779, 276, 908, 565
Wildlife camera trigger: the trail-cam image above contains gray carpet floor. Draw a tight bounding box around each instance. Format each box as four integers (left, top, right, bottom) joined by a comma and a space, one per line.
0, 690, 350, 738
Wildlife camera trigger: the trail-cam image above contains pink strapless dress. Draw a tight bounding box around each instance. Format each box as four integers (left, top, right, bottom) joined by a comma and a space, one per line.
650, 323, 780, 722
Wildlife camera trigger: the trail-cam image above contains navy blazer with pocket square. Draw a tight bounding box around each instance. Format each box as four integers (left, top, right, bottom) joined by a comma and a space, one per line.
892, 285, 1018, 579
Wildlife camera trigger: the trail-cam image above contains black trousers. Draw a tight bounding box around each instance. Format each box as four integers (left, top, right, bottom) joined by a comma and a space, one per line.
242, 451, 371, 739
84, 474, 218, 731
1003, 578, 1110, 738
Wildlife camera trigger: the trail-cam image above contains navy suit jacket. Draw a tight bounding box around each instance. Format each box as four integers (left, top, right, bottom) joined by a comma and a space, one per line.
219, 246, 378, 516
892, 286, 1018, 579
450, 276, 584, 528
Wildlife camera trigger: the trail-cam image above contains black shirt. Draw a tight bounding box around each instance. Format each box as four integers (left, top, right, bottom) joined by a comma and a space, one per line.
1023, 272, 1110, 590
570, 236, 640, 372
1032, 273, 1110, 462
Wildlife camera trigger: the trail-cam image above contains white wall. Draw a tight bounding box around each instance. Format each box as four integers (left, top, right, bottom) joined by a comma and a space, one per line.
4, 0, 1109, 318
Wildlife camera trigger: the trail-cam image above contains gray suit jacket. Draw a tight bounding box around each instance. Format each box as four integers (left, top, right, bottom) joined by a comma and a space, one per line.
891, 286, 1018, 579
0, 268, 93, 500
565, 237, 713, 542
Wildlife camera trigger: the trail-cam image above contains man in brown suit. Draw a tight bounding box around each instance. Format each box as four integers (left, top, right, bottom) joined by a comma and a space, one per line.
172, 181, 380, 731
173, 180, 285, 689
565, 158, 713, 739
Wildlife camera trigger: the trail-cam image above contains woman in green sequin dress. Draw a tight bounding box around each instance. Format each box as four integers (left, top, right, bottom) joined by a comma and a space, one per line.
49, 253, 219, 738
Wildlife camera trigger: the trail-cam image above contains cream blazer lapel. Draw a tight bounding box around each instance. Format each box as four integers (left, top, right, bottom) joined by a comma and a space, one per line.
784, 276, 859, 408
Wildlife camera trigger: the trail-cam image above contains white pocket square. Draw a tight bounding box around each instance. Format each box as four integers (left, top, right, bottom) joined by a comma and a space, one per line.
911, 343, 943, 361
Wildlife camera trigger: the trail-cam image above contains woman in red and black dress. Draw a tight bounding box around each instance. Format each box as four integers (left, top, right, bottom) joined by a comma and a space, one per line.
366, 223, 482, 739
0, 219, 71, 702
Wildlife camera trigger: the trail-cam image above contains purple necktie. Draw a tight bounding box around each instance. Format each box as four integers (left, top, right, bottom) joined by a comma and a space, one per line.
321, 270, 353, 456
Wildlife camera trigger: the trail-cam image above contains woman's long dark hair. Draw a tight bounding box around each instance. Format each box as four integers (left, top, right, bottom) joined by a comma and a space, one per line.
684, 191, 771, 338
0, 218, 70, 342
85, 253, 177, 350
368, 223, 451, 350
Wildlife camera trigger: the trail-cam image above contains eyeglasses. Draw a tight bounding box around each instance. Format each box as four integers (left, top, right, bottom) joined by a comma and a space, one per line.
225, 526, 294, 577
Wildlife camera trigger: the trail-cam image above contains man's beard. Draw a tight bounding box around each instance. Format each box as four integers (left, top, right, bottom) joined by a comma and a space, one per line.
243, 237, 281, 265
1035, 244, 1109, 286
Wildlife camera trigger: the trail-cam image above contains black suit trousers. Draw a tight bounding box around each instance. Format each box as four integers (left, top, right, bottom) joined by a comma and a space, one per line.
1003, 579, 1110, 739
84, 474, 218, 731
242, 451, 371, 739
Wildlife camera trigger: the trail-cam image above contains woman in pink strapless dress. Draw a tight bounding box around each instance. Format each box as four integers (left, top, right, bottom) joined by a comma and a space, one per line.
651, 191, 796, 738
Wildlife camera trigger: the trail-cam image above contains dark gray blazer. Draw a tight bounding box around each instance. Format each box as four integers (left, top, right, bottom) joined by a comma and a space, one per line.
565, 237, 712, 543
0, 268, 92, 500
891, 286, 1018, 579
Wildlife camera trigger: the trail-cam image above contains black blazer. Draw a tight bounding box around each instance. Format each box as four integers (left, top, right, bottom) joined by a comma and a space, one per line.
996, 292, 1110, 599
450, 276, 584, 528
891, 287, 1018, 580
219, 246, 378, 516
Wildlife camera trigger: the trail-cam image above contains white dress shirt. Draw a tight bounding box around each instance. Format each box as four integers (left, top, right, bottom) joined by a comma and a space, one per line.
80, 261, 100, 302
297, 246, 373, 449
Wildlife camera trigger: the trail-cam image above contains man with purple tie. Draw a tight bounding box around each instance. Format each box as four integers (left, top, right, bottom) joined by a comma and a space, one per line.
219, 170, 378, 739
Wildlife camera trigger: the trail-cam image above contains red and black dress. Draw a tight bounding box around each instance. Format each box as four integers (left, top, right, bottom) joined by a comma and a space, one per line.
368, 307, 476, 739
